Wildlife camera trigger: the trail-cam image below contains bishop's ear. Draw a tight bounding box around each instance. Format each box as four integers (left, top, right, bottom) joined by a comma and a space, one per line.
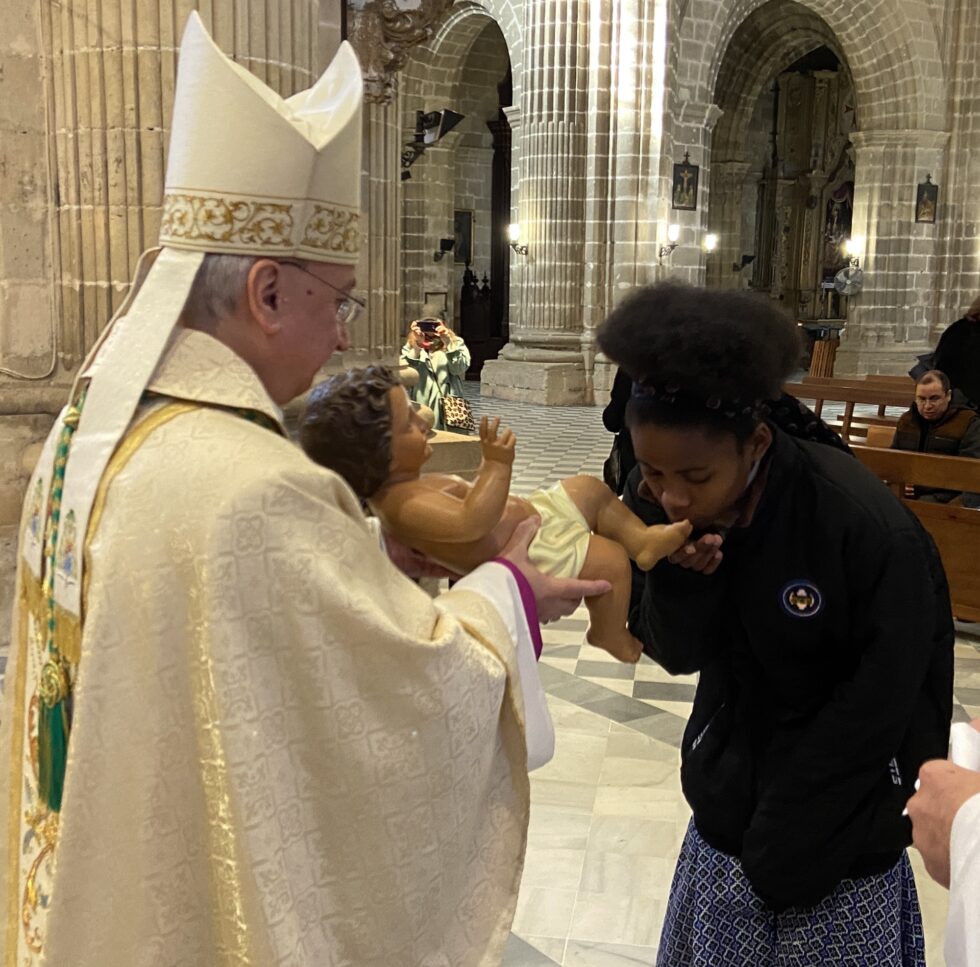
247, 259, 285, 334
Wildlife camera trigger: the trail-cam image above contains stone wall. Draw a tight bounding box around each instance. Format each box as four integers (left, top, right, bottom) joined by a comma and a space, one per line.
0, 0, 334, 657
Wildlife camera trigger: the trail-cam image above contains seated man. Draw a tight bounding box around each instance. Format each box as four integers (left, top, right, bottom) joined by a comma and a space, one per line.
891, 369, 980, 506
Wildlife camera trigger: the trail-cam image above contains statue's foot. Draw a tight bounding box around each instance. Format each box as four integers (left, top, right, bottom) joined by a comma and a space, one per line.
634, 521, 692, 571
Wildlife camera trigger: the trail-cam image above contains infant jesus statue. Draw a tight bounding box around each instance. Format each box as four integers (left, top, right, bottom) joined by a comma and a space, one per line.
300, 366, 691, 662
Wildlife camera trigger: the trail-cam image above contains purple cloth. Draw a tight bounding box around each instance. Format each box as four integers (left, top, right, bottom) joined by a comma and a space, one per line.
491, 558, 543, 659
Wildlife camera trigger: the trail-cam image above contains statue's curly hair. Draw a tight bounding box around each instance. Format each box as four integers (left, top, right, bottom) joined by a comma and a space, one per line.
299, 365, 401, 499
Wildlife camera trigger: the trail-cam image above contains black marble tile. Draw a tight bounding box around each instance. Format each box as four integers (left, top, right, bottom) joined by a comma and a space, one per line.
632, 681, 697, 703
580, 693, 654, 723
575, 660, 637, 681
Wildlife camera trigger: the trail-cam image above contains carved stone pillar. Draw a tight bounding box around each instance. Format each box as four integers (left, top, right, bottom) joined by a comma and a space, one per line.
835, 129, 949, 374
345, 0, 456, 367
667, 101, 724, 284
481, 1, 589, 404
0, 0, 324, 655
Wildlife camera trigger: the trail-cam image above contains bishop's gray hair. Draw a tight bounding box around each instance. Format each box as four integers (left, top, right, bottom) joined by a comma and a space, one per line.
182, 253, 259, 330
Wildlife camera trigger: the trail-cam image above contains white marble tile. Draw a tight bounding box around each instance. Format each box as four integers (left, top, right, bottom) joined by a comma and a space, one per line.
605, 730, 677, 763
578, 850, 675, 895
567, 889, 666, 947
512, 886, 579, 940
521, 847, 587, 892
527, 804, 594, 850
534, 731, 609, 785
530, 777, 600, 811
586, 816, 680, 857
540, 657, 580, 674
546, 696, 613, 737
598, 756, 678, 788
563, 940, 660, 965
592, 784, 690, 822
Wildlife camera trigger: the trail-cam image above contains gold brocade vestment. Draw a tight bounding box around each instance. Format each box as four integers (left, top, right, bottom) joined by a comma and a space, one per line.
0, 330, 535, 966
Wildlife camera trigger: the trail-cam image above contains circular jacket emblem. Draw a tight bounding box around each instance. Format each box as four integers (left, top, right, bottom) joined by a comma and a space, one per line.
780, 580, 823, 618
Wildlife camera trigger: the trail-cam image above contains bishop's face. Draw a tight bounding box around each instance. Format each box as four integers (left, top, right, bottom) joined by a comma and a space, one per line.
275, 260, 356, 400
387, 386, 433, 477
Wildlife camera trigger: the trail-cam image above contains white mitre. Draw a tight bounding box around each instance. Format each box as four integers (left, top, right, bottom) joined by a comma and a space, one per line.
25, 12, 364, 616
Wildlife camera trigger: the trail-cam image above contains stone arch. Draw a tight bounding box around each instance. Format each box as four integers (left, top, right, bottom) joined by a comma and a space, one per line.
711, 3, 846, 161
675, 0, 944, 133
400, 4, 514, 330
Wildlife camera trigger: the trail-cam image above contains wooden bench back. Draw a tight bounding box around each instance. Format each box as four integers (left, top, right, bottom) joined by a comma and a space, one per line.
865, 425, 896, 448
784, 381, 912, 442
851, 445, 980, 622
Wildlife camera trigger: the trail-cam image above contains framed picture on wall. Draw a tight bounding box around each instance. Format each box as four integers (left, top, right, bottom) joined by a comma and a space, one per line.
453, 209, 473, 264
671, 152, 699, 211
423, 291, 448, 315
915, 175, 938, 224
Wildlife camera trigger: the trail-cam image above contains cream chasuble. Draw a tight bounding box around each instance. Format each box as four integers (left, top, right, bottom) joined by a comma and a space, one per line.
0, 329, 552, 966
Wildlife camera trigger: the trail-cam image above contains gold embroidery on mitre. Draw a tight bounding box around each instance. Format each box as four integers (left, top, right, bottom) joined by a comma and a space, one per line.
161, 193, 294, 249
160, 192, 362, 258
301, 204, 360, 255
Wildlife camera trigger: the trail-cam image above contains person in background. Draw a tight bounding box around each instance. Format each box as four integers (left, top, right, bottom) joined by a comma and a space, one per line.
598, 280, 953, 967
401, 302, 471, 431
891, 369, 980, 507
933, 296, 980, 408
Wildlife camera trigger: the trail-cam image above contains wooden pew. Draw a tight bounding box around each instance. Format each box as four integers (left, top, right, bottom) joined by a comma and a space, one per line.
851, 445, 980, 622
865, 425, 896, 448
785, 380, 911, 443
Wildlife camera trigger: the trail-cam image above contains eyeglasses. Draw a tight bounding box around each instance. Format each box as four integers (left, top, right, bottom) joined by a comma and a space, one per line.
277, 260, 366, 327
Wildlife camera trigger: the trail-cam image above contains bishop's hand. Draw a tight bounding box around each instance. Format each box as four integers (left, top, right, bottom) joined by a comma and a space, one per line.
499, 516, 612, 624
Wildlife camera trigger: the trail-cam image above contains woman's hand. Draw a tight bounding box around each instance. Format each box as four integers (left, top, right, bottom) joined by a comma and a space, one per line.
407, 321, 423, 349
435, 323, 455, 345
500, 517, 612, 623
668, 533, 724, 574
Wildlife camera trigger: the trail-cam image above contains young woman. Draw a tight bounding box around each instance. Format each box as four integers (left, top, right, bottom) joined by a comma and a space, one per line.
596, 281, 954, 966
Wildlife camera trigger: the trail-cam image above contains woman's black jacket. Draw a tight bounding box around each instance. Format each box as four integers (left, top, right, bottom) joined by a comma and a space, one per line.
623, 427, 953, 912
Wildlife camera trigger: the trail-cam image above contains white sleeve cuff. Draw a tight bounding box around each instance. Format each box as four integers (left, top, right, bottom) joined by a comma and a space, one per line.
451, 564, 555, 771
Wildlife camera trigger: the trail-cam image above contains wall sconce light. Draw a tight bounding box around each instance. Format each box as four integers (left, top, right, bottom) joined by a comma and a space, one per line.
400, 108, 466, 181
704, 233, 719, 253
433, 238, 456, 262
508, 223, 528, 256
843, 235, 865, 268
658, 223, 680, 263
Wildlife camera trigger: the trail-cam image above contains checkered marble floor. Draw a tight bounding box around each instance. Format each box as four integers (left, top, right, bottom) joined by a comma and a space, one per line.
466, 387, 974, 966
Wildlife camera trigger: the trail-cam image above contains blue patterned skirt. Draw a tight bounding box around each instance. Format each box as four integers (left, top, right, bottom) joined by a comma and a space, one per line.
657, 821, 925, 967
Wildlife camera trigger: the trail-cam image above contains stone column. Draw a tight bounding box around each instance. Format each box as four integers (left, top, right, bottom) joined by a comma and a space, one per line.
836, 128, 949, 374
0, 0, 325, 657
665, 100, 723, 285
340, 96, 402, 369
345, 0, 456, 367
481, 0, 590, 404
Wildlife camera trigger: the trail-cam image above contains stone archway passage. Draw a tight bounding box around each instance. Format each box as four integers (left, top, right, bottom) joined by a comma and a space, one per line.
707, 1, 858, 339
